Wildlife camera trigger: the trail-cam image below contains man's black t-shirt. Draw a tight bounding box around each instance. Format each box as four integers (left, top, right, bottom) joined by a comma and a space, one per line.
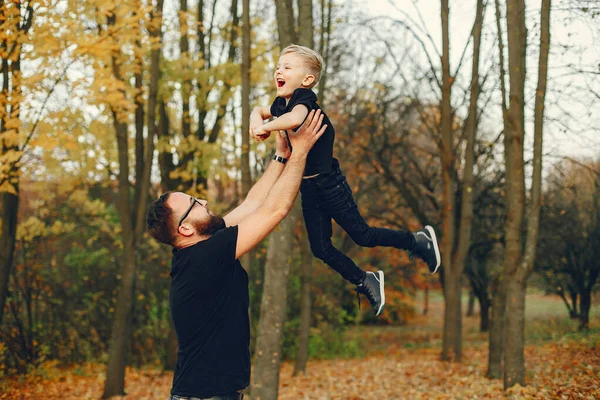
270, 88, 335, 176
169, 226, 250, 398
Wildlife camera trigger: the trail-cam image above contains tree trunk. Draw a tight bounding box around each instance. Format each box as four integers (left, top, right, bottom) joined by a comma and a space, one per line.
293, 228, 313, 376
0, 0, 32, 327
479, 290, 490, 332
274, 0, 297, 47
502, 0, 549, 389
317, 0, 332, 99
0, 191, 18, 325
290, 0, 314, 377
578, 289, 591, 330
103, 243, 136, 397
487, 274, 505, 379
440, 0, 484, 363
297, 0, 314, 47
250, 205, 299, 399
441, 269, 462, 361
239, 0, 252, 273
103, 2, 164, 396
439, 0, 457, 363
180, 0, 192, 139
570, 290, 579, 318
503, 278, 526, 388
240, 0, 251, 201
467, 289, 475, 317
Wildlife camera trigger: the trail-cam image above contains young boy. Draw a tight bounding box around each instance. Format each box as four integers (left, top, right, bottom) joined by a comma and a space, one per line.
249, 44, 441, 316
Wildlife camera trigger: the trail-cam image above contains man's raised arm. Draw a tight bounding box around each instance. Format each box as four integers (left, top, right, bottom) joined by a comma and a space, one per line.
233, 110, 326, 259
224, 110, 322, 228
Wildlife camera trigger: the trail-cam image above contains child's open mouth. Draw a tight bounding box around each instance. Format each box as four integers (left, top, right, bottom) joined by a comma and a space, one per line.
277, 80, 285, 87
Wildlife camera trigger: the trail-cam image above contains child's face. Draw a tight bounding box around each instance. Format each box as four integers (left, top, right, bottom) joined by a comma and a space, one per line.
274, 53, 314, 99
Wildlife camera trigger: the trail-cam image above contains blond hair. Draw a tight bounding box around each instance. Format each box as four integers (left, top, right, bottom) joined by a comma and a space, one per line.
280, 44, 323, 87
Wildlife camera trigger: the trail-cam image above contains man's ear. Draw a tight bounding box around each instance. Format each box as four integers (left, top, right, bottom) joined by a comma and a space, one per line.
178, 223, 195, 237
302, 74, 315, 87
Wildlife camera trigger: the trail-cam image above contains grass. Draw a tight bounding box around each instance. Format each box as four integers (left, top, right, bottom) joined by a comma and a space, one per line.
346, 288, 600, 355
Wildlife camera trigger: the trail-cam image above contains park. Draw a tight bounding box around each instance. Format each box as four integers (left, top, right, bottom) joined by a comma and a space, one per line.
0, 0, 598, 398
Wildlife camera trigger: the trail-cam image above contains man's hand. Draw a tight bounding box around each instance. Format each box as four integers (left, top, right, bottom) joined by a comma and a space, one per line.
288, 110, 326, 157
274, 130, 292, 159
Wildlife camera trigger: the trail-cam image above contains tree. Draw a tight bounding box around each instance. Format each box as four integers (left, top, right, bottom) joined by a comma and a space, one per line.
537, 160, 600, 330
251, 0, 313, 396
102, 0, 164, 396
501, 0, 550, 389
440, 0, 486, 362
0, 0, 34, 327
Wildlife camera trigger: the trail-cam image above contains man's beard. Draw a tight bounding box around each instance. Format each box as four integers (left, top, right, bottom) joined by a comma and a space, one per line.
192, 214, 226, 236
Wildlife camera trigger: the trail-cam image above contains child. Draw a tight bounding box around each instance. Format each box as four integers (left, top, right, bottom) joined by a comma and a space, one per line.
249, 44, 441, 316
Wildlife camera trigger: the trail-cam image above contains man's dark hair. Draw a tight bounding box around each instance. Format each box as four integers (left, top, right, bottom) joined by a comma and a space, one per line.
147, 191, 176, 246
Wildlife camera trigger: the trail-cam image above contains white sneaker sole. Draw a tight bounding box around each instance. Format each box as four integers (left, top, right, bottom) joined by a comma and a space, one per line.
424, 225, 441, 274
376, 270, 385, 316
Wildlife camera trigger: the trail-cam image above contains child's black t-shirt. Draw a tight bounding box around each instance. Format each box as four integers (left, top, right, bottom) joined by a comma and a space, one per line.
270, 88, 335, 176
169, 226, 250, 398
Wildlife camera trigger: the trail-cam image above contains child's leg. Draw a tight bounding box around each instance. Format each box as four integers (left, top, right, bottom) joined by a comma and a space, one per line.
301, 183, 366, 285
318, 176, 415, 251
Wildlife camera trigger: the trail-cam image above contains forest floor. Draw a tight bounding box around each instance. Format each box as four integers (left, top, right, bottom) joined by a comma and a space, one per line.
2, 291, 599, 399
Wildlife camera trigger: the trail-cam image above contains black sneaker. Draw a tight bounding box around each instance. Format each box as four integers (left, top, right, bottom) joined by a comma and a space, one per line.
409, 225, 441, 274
355, 271, 385, 316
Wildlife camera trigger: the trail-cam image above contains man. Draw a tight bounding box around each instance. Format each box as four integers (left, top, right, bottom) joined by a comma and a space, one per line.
147, 111, 340, 400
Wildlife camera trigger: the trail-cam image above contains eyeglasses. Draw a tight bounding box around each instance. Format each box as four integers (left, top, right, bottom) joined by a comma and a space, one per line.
178, 197, 202, 227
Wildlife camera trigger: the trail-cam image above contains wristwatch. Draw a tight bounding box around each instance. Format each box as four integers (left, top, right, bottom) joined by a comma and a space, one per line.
273, 154, 288, 164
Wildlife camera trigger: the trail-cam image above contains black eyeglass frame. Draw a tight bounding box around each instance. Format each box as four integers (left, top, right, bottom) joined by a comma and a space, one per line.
178, 197, 201, 227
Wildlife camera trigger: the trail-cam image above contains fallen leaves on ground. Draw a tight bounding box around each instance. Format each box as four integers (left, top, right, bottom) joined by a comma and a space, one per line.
1, 339, 598, 400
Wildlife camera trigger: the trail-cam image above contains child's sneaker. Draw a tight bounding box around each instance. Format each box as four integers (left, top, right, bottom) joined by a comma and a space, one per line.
355, 271, 385, 316
409, 225, 441, 274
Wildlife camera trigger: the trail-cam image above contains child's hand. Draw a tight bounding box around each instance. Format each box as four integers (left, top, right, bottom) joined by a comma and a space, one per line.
252, 125, 271, 141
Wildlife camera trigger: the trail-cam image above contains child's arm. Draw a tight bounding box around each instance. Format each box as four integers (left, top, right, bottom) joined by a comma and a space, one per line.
260, 105, 309, 134
250, 106, 273, 140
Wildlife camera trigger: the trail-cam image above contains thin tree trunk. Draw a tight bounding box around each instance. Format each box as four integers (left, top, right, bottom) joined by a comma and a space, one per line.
291, 0, 314, 377
479, 291, 490, 332
240, 0, 251, 201
180, 0, 192, 139
487, 274, 505, 379
206, 0, 239, 144
467, 289, 475, 317
103, 2, 164, 396
239, 0, 252, 274
441, 0, 485, 363
442, 271, 461, 361
293, 227, 313, 376
578, 289, 591, 330
317, 0, 332, 99
439, 0, 457, 363
502, 0, 549, 389
0, 0, 32, 327
569, 290, 579, 318
297, 0, 314, 47
503, 278, 526, 387
251, 205, 300, 399
134, 4, 145, 205
274, 0, 297, 47
158, 99, 174, 191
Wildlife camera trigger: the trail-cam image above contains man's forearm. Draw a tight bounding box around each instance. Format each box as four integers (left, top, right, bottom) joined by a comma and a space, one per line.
262, 152, 308, 214
245, 155, 286, 203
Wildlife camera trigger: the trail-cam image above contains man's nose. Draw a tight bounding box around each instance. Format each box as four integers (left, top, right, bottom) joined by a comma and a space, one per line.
199, 199, 208, 207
